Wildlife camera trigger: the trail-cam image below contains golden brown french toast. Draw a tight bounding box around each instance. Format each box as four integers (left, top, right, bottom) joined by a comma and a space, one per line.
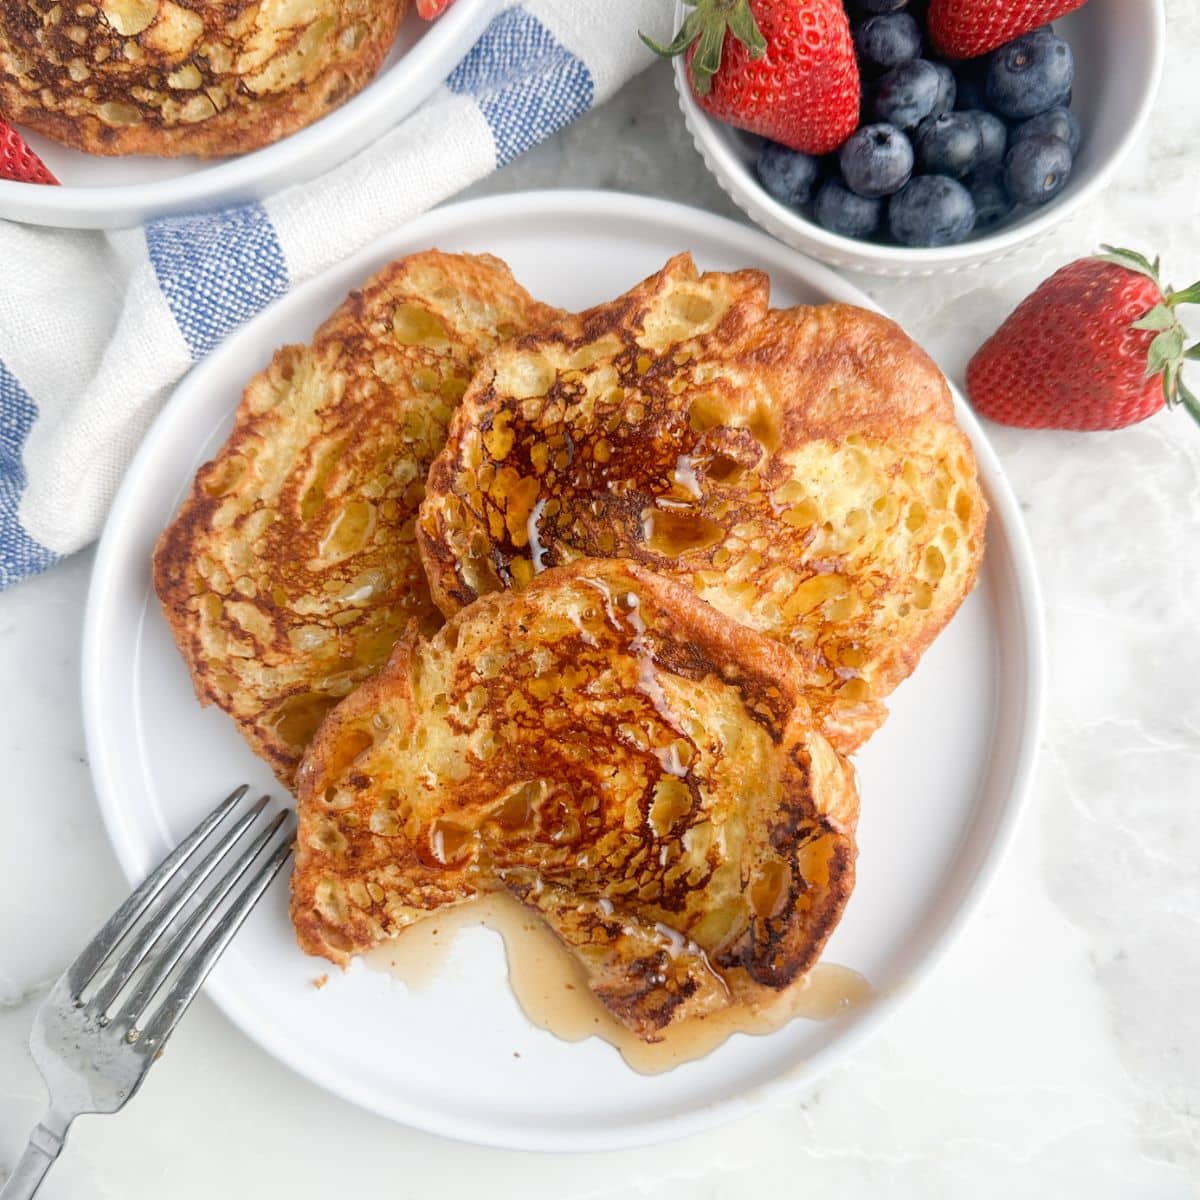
290, 559, 859, 1039
154, 251, 559, 786
0, 0, 406, 158
418, 255, 987, 752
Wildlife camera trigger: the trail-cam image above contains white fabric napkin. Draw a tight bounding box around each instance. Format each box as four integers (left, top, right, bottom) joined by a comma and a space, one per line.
0, 0, 672, 588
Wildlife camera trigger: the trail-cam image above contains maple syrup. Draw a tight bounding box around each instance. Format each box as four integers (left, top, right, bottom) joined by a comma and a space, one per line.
268, 692, 339, 749
317, 499, 375, 563
365, 894, 872, 1075
641, 506, 724, 556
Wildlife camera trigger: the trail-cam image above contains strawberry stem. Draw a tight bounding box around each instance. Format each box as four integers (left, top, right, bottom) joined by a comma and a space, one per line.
1094, 246, 1200, 430
1165, 280, 1200, 308
639, 0, 765, 98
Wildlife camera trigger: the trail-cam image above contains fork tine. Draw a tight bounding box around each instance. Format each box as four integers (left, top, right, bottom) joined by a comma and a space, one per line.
116, 810, 293, 1031
88, 796, 270, 1015
67, 785, 250, 997
136, 823, 295, 1052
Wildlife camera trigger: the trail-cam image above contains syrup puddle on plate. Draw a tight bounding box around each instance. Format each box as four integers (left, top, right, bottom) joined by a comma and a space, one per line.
364, 894, 872, 1074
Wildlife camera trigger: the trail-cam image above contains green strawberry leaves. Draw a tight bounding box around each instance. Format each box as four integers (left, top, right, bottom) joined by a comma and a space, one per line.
692, 18, 729, 93
726, 1, 767, 58
1096, 245, 1161, 281
1096, 245, 1200, 429
641, 8, 706, 59
640, 0, 766, 98
1131, 305, 1176, 332
1146, 326, 1185, 377
1174, 374, 1200, 424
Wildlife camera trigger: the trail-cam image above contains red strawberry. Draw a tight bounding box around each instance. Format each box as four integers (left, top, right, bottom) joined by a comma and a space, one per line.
642, 0, 860, 156
0, 120, 57, 185
928, 0, 1088, 60
967, 247, 1200, 432
416, 0, 454, 17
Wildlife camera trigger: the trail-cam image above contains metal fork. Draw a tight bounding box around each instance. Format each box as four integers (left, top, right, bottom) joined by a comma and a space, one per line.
0, 786, 295, 1200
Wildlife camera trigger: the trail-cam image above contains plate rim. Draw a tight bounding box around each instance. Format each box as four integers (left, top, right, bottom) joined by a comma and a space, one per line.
0, 0, 505, 230
81, 188, 1046, 1151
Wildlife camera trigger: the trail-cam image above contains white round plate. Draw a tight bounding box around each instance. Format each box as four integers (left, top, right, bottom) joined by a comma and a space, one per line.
0, 0, 503, 230
83, 190, 1045, 1151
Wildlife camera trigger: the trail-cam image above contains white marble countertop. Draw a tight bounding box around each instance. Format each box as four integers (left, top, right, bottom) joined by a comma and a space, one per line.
3, 6, 1199, 1195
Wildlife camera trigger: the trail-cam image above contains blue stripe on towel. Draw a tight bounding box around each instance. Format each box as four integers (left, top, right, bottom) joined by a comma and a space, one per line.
447, 7, 594, 167
145, 204, 289, 360
0, 359, 56, 587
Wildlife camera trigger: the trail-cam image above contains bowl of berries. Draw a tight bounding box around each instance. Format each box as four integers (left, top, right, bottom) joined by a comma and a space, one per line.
661, 0, 1165, 275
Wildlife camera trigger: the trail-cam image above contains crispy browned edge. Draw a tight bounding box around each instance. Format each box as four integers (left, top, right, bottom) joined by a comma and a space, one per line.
289, 558, 858, 1019
418, 253, 987, 719
154, 338, 340, 781
0, 1, 407, 158
760, 299, 988, 715
150, 248, 558, 786
416, 256, 752, 616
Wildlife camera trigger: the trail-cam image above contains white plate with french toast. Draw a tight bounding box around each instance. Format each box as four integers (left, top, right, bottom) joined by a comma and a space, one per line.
0, 0, 503, 230
82, 190, 1045, 1150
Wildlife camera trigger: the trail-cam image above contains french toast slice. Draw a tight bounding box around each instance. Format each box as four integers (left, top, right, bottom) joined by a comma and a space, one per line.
0, 1, 407, 158
154, 251, 559, 787
290, 559, 859, 1038
418, 254, 987, 752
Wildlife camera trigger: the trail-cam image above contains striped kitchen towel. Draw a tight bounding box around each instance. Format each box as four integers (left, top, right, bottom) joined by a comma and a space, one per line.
0, 0, 671, 589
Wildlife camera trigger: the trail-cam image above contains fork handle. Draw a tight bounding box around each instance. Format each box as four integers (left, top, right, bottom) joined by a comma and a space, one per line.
0, 1118, 69, 1200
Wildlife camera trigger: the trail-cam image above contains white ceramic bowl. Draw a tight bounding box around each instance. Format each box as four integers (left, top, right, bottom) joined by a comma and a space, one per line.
0, 0, 503, 230
675, 0, 1165, 276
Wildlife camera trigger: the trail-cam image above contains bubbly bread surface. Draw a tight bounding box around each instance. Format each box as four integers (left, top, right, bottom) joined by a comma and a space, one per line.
290, 560, 859, 1038
419, 254, 987, 752
154, 251, 558, 786
0, 0, 406, 157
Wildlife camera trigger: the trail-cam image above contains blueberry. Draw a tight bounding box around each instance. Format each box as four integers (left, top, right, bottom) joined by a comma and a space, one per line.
888, 175, 976, 246
987, 31, 1074, 119
953, 56, 991, 111
756, 141, 822, 208
858, 0, 909, 11
839, 123, 914, 198
855, 13, 922, 70
915, 113, 982, 178
930, 62, 957, 118
1011, 105, 1081, 156
814, 178, 884, 238
965, 165, 1014, 229
873, 59, 941, 130
1003, 133, 1072, 205
963, 110, 1009, 166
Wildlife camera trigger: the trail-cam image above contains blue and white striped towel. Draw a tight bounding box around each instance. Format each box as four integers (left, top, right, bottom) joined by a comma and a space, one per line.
0, 0, 671, 590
